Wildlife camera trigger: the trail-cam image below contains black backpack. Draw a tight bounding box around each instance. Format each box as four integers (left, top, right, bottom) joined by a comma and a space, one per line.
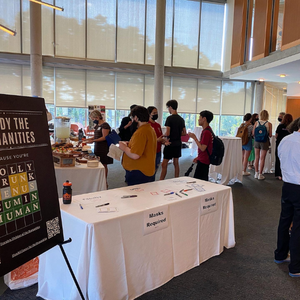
204, 128, 225, 166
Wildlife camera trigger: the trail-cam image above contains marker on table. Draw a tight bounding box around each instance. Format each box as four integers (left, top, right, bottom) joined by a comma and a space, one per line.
164, 192, 174, 196
96, 202, 110, 208
186, 181, 196, 184
121, 195, 137, 199
175, 193, 182, 198
79, 204, 84, 210
184, 189, 193, 192
180, 191, 188, 196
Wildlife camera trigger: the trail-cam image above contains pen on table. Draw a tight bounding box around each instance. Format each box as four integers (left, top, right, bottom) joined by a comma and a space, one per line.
95, 202, 110, 208
184, 189, 193, 192
79, 204, 84, 210
175, 193, 182, 198
121, 195, 138, 199
164, 192, 174, 196
180, 191, 188, 196
186, 181, 196, 184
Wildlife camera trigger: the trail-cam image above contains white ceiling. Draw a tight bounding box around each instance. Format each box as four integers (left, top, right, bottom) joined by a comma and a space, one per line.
229, 56, 300, 91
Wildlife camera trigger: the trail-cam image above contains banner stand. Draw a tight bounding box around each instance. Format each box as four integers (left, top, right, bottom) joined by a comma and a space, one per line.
58, 238, 85, 300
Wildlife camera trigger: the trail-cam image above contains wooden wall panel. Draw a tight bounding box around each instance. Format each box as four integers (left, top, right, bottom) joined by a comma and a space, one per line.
251, 0, 273, 61
230, 0, 247, 68
281, 0, 300, 50
286, 97, 300, 120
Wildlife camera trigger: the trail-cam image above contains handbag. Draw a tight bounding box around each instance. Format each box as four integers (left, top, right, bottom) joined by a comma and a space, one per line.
105, 130, 121, 147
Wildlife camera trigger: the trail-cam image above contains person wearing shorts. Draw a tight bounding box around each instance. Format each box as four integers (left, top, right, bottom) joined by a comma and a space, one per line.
160, 100, 186, 180
252, 110, 272, 180
241, 113, 253, 176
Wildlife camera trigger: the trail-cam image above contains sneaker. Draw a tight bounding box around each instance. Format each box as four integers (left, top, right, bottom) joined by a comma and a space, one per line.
289, 272, 300, 277
254, 172, 259, 179
258, 174, 265, 180
242, 171, 250, 176
274, 256, 290, 264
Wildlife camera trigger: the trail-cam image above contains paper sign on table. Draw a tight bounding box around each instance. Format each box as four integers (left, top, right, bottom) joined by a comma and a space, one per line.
143, 205, 169, 235
200, 193, 217, 215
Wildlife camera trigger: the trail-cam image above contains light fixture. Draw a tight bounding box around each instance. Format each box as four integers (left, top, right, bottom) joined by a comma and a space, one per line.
0, 24, 16, 36
279, 74, 286, 78
298, 81, 300, 84
29, 0, 64, 11
258, 78, 264, 82
283, 87, 287, 90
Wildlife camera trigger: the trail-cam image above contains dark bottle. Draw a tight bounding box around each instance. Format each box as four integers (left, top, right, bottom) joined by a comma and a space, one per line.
78, 128, 84, 141
63, 180, 72, 204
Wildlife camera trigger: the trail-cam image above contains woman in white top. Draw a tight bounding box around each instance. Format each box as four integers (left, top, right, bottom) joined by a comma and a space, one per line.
252, 110, 272, 180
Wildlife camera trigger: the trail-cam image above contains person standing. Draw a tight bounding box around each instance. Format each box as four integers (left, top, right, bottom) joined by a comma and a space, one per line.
86, 110, 113, 184
147, 106, 164, 174
252, 110, 272, 180
119, 106, 156, 186
160, 100, 186, 180
239, 113, 253, 176
188, 110, 213, 181
118, 104, 138, 141
274, 118, 300, 277
275, 113, 293, 180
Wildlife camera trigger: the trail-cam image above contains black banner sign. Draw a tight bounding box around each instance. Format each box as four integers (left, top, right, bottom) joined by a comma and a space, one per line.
0, 94, 63, 276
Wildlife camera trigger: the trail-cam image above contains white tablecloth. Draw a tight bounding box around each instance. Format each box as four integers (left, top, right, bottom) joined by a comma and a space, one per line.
38, 177, 235, 300
55, 163, 106, 197
209, 137, 243, 185
263, 135, 276, 174
191, 126, 203, 156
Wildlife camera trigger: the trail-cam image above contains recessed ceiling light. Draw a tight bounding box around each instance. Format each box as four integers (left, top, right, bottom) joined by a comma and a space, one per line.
259, 78, 264, 82
283, 87, 287, 90
298, 81, 300, 84
280, 74, 286, 78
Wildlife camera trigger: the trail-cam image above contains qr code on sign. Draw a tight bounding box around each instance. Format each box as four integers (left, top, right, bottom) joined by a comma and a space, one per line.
46, 217, 61, 239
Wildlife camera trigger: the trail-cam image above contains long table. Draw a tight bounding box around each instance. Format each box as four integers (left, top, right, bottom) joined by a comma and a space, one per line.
37, 177, 235, 300
54, 163, 106, 197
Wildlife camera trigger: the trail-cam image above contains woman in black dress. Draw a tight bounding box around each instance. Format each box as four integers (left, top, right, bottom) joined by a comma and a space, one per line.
86, 110, 113, 185
275, 113, 293, 179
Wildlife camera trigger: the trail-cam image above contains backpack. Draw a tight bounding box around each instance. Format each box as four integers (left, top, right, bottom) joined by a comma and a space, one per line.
236, 123, 249, 145
204, 128, 225, 166
254, 121, 268, 143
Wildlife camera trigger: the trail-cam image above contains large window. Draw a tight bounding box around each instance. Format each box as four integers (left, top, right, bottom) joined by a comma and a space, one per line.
0, 0, 225, 70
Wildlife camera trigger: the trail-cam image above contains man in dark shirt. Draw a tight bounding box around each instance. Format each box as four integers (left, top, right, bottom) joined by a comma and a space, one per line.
160, 100, 186, 180
118, 104, 138, 141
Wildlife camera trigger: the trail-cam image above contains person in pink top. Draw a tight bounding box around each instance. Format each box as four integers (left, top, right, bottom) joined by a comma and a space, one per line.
188, 110, 214, 181
147, 106, 165, 174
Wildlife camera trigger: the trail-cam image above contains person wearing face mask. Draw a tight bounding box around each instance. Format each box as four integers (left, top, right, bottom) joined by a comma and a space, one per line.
119, 106, 156, 186
118, 104, 138, 141
147, 106, 165, 174
85, 110, 113, 184
277, 112, 286, 124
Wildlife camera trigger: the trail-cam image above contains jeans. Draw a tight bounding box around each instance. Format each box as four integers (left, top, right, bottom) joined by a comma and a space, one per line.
125, 170, 155, 186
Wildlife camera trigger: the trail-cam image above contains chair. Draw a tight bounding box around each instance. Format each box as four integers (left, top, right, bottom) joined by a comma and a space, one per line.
70, 123, 79, 135
85, 126, 94, 137
181, 134, 191, 148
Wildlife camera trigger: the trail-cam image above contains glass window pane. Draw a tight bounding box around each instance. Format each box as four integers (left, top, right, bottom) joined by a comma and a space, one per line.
87, 71, 115, 109
172, 77, 197, 113
164, 0, 173, 67
43, 67, 54, 104
199, 2, 224, 71
22, 65, 31, 96
115, 110, 130, 129
180, 113, 196, 132
145, 75, 154, 107
210, 114, 220, 136
0, 0, 21, 53
173, 0, 200, 68
22, 0, 30, 54
197, 80, 221, 114
55, 0, 85, 58
221, 81, 245, 115
145, 0, 156, 65
56, 107, 87, 128
87, 0, 116, 61
276, 0, 285, 51
116, 73, 143, 110
220, 115, 243, 136
163, 76, 171, 111
245, 82, 252, 113
0, 63, 22, 95
105, 109, 116, 129
117, 0, 145, 64
55, 68, 86, 107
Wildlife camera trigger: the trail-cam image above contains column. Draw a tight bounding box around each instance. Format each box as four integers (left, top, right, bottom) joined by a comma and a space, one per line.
154, 0, 166, 125
254, 81, 264, 114
30, 2, 42, 97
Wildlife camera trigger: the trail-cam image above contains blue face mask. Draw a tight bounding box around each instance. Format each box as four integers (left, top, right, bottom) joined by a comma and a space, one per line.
93, 120, 99, 125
